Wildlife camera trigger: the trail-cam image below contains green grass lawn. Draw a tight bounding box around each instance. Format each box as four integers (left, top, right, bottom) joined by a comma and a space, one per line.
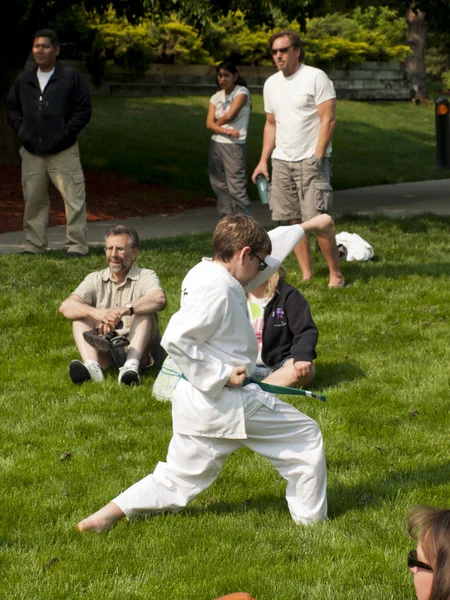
79, 95, 447, 198
1, 215, 450, 599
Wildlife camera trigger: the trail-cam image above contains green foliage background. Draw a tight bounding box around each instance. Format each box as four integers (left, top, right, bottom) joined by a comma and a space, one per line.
50, 5, 411, 79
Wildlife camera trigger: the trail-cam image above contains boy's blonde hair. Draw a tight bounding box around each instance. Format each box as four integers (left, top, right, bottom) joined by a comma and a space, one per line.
212, 215, 272, 262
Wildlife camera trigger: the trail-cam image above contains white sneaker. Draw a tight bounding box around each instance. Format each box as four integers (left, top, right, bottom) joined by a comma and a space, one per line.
118, 364, 140, 386
69, 360, 104, 384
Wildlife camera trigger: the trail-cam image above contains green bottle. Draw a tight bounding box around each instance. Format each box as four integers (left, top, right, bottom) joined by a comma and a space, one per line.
255, 174, 269, 205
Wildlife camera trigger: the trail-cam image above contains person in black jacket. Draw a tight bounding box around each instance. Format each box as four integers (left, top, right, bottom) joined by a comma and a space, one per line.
247, 268, 318, 387
6, 29, 92, 257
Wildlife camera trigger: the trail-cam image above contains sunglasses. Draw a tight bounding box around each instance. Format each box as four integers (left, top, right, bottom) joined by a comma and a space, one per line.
271, 45, 292, 55
250, 250, 268, 272
408, 550, 433, 572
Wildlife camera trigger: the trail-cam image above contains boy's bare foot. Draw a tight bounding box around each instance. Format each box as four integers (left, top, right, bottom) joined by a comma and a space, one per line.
77, 502, 125, 533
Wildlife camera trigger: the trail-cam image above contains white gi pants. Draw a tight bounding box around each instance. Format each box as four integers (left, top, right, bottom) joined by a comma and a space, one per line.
113, 399, 327, 525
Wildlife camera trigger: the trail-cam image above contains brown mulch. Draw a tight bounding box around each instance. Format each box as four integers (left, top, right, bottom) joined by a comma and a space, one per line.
0, 164, 216, 235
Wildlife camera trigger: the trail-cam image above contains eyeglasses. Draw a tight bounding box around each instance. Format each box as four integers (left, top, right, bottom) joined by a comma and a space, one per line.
250, 250, 268, 272
408, 550, 433, 572
271, 45, 292, 55
104, 245, 132, 255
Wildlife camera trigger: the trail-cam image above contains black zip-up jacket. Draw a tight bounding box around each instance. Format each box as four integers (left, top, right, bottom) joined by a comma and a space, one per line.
6, 61, 92, 156
260, 280, 318, 369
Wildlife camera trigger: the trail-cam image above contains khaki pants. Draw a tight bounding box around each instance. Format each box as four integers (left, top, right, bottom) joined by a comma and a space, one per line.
20, 143, 88, 254
270, 156, 333, 222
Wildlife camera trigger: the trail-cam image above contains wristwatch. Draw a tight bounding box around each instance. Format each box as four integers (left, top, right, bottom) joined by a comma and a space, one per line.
126, 302, 134, 316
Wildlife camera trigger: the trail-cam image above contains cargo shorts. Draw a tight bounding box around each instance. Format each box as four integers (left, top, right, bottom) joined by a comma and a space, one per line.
270, 155, 333, 222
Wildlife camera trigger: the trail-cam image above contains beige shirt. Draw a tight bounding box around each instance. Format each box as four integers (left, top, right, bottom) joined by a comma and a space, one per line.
73, 263, 162, 334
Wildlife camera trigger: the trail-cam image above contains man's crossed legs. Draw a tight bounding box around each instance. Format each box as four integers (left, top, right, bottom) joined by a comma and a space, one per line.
69, 313, 162, 386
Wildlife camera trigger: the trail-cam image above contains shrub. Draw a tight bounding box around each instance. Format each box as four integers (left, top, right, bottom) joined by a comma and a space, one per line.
155, 15, 213, 64
304, 6, 411, 67
304, 37, 369, 69
49, 3, 413, 79
203, 11, 273, 66
93, 19, 157, 80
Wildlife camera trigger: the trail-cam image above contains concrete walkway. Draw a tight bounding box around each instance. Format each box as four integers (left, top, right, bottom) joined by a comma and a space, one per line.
1, 179, 449, 255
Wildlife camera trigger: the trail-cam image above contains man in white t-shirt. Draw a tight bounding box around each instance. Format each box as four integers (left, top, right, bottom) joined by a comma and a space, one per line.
252, 30, 345, 288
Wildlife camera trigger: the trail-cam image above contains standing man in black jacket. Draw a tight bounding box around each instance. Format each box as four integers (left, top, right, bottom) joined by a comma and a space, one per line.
6, 29, 92, 257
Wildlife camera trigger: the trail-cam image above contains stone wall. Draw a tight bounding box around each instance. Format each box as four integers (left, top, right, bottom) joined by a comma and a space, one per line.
70, 61, 411, 101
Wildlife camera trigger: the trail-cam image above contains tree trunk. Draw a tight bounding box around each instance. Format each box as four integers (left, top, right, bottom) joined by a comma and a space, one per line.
405, 2, 427, 99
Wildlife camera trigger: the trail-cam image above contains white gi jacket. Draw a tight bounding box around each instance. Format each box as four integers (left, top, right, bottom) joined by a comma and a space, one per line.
161, 225, 305, 439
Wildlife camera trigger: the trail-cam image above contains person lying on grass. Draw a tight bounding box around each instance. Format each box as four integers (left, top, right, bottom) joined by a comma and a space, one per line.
247, 267, 318, 388
77, 213, 334, 533
59, 225, 166, 387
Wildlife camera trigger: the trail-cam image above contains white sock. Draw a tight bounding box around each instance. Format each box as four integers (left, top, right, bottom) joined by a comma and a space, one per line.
85, 359, 101, 370
123, 358, 139, 370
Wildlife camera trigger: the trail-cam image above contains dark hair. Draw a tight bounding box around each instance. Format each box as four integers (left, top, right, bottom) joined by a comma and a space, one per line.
269, 30, 304, 62
212, 215, 271, 262
105, 225, 139, 248
33, 29, 60, 47
216, 61, 247, 89
408, 505, 450, 600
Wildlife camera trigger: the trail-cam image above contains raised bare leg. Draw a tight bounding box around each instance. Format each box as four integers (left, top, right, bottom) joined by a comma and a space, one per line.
301, 213, 334, 235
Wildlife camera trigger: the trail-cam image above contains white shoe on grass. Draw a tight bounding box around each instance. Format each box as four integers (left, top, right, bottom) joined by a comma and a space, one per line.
69, 360, 104, 384
118, 364, 140, 386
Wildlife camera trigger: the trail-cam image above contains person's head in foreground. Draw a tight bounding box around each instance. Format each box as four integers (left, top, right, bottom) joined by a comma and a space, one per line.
215, 594, 256, 600
212, 214, 272, 286
407, 504, 450, 600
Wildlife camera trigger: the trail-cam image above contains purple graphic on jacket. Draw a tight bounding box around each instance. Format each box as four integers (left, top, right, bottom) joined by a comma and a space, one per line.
273, 308, 286, 326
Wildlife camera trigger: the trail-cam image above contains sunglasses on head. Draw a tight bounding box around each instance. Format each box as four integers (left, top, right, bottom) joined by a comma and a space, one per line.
250, 250, 268, 272
408, 550, 433, 572
271, 45, 292, 55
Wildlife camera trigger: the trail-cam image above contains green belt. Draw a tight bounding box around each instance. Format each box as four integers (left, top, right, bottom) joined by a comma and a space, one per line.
243, 377, 326, 402
180, 374, 326, 402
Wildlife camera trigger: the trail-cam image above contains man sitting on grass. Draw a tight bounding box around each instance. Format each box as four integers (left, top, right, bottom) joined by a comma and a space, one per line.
59, 225, 166, 386
77, 214, 332, 532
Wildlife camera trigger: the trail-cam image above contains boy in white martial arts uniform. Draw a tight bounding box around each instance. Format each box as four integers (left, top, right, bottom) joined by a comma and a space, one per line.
78, 214, 333, 532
